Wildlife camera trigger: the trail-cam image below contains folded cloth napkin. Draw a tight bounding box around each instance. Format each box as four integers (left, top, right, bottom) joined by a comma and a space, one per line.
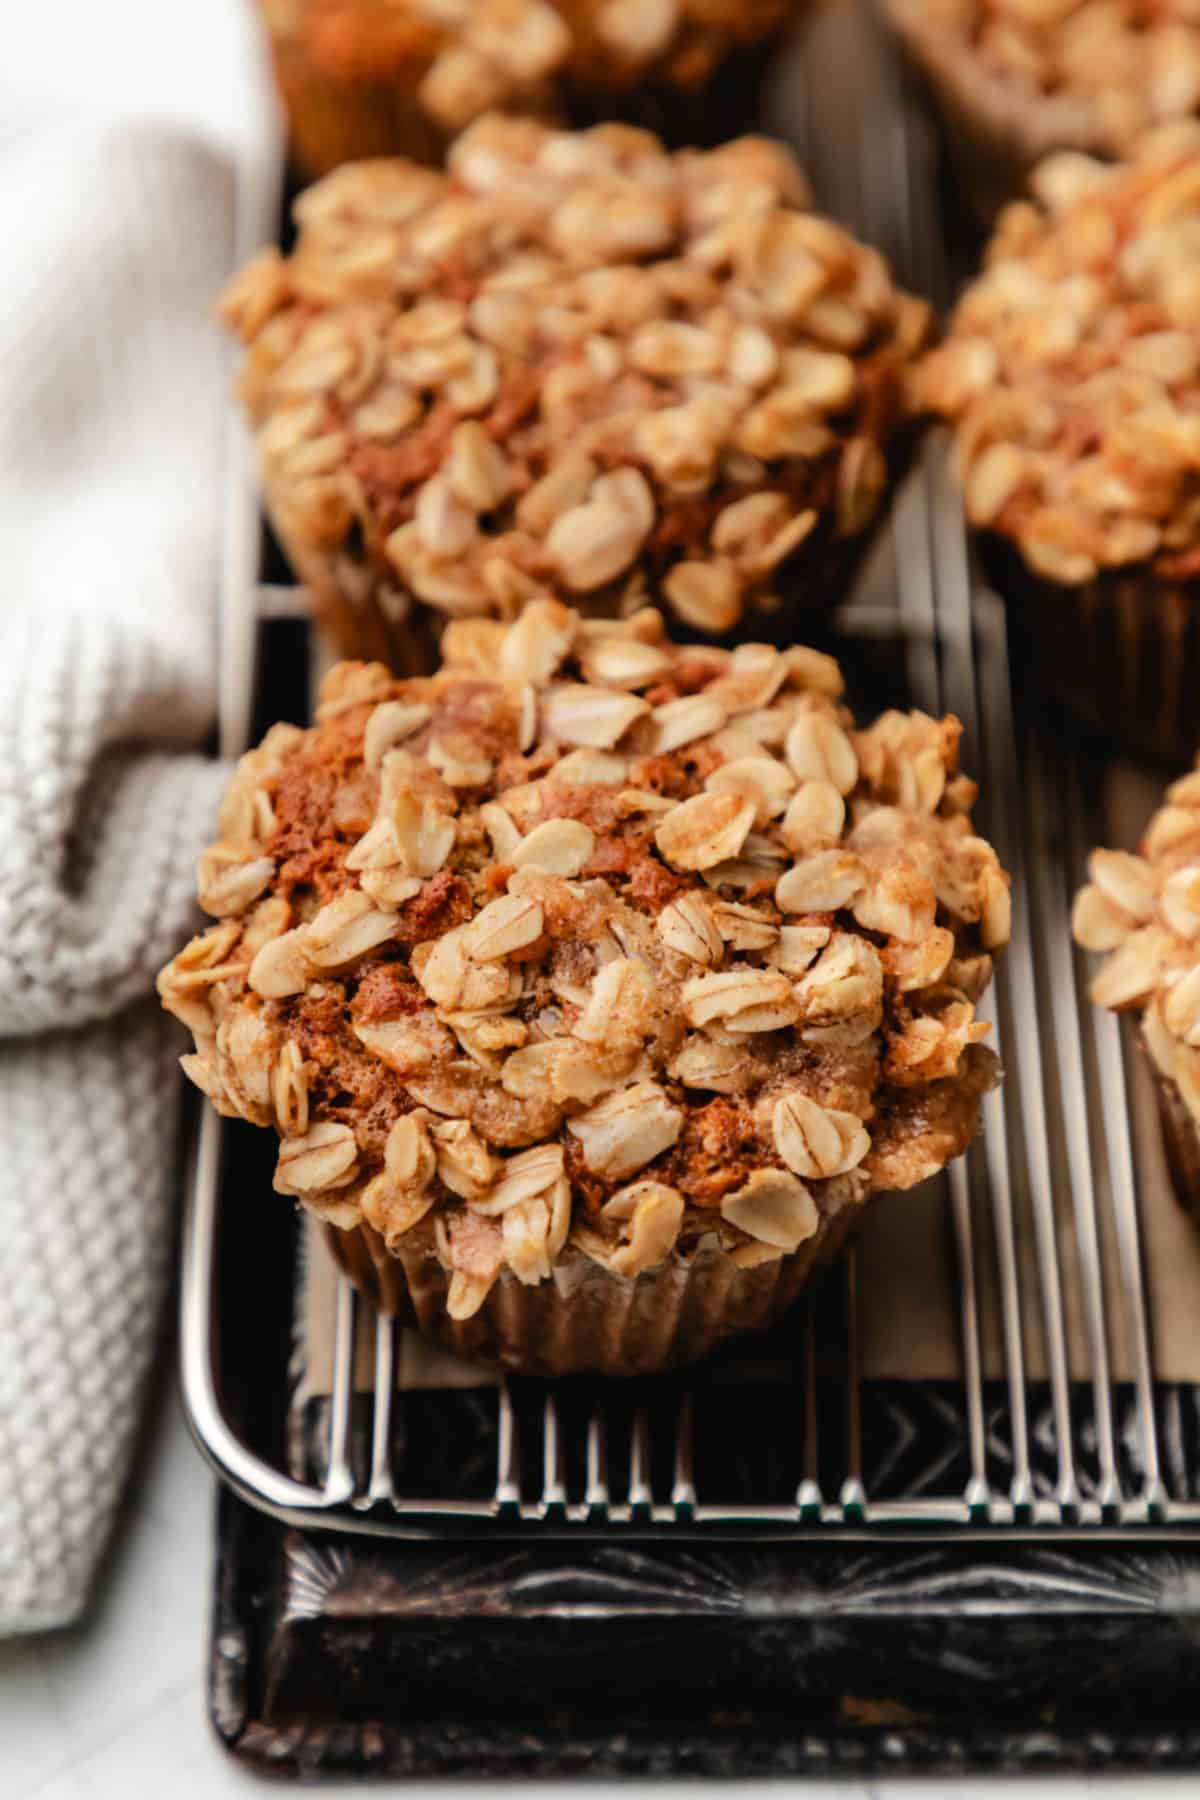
0, 111, 238, 1634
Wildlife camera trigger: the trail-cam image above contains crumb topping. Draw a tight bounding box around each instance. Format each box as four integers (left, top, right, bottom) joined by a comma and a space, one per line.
161, 601, 1006, 1317
902, 0, 1200, 154
916, 125, 1200, 587
221, 114, 929, 636
1074, 757, 1200, 1125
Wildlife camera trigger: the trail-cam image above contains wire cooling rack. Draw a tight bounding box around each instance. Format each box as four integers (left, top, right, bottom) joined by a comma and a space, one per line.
181, 0, 1200, 1542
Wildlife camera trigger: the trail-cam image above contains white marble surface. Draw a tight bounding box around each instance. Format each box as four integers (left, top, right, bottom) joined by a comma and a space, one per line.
0, 1370, 1195, 1798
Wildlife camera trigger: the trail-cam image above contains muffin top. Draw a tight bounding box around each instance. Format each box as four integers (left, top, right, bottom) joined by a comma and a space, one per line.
915, 126, 1200, 588
896, 0, 1200, 156
222, 115, 929, 635
1074, 759, 1200, 1123
261, 0, 794, 126
160, 601, 1007, 1318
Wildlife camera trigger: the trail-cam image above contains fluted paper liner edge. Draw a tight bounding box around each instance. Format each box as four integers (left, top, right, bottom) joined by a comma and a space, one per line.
321, 1199, 861, 1379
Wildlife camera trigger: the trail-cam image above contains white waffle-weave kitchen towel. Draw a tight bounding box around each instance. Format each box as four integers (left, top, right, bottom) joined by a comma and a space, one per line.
0, 111, 237, 1635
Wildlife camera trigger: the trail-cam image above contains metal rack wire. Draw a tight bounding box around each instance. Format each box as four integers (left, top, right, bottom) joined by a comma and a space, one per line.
179, 2, 1200, 1538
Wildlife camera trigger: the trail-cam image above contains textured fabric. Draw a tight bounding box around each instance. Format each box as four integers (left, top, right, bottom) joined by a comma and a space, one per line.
0, 115, 235, 1634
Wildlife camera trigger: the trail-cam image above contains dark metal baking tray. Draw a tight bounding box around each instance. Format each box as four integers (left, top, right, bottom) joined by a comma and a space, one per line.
194, 1, 1200, 1773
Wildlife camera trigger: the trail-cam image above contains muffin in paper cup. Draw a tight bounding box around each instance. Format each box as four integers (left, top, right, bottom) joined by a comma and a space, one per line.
327, 1205, 862, 1374
914, 127, 1200, 765
219, 114, 931, 666
255, 0, 803, 179
881, 0, 1200, 219
1074, 760, 1200, 1226
160, 599, 1008, 1377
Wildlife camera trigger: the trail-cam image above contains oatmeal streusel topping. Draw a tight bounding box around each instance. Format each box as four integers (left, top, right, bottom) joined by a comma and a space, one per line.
901, 0, 1200, 156
223, 114, 928, 635
160, 602, 1006, 1317
916, 125, 1200, 587
1074, 760, 1200, 1120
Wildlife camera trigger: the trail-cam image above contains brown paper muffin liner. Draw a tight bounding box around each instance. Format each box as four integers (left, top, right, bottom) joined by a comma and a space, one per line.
271, 525, 442, 674
563, 36, 785, 151
879, 0, 1114, 220
325, 1197, 862, 1377
263, 33, 456, 176
984, 535, 1200, 767
1147, 1051, 1200, 1228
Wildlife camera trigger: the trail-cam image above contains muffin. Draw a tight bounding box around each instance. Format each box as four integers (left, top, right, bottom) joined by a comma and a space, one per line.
882, 0, 1200, 218
1073, 758, 1200, 1223
256, 0, 800, 178
220, 114, 930, 665
159, 599, 1009, 1376
915, 127, 1200, 764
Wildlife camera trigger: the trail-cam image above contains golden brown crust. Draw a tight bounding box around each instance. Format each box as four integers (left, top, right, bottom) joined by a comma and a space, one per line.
161, 602, 1008, 1323
221, 117, 930, 654
916, 125, 1200, 588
